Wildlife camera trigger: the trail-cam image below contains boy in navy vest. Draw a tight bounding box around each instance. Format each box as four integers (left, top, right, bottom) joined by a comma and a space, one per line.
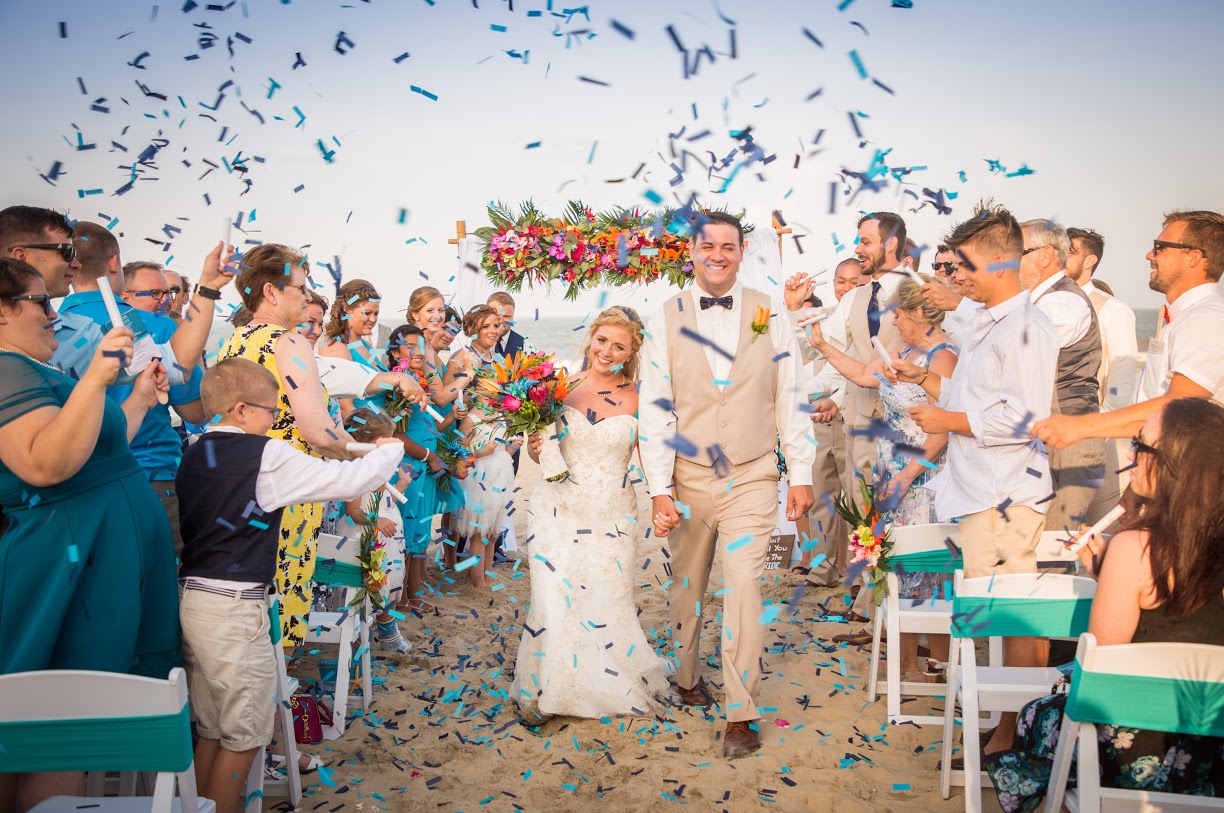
176, 358, 402, 813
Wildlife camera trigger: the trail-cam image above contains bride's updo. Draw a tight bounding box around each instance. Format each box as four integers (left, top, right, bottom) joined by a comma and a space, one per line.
579, 306, 644, 381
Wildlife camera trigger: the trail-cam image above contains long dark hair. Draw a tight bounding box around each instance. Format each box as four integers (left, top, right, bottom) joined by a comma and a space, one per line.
1131, 398, 1224, 616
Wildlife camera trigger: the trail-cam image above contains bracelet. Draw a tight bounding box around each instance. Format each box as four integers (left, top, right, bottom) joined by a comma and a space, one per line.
918, 370, 929, 386
193, 284, 221, 301
419, 448, 430, 464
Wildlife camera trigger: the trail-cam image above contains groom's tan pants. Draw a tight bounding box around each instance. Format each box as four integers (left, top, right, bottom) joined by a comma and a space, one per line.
667, 454, 779, 723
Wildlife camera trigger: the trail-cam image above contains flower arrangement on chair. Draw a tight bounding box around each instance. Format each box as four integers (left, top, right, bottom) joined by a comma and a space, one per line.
833, 475, 894, 605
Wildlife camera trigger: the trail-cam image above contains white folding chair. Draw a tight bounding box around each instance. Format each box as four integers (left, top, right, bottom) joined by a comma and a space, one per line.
244, 595, 302, 813
1045, 633, 1224, 813
940, 571, 1097, 812
0, 668, 214, 813
1036, 531, 1084, 573
308, 532, 374, 739
866, 523, 966, 726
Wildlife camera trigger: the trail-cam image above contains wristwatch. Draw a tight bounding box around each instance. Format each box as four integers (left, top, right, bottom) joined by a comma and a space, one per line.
193, 284, 222, 301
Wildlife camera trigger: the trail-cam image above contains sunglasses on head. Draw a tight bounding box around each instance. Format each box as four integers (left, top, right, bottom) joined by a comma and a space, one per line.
1130, 434, 1159, 458
3, 294, 54, 318
10, 243, 77, 263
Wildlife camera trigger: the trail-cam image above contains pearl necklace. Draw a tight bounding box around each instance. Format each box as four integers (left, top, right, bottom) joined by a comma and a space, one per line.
0, 346, 57, 371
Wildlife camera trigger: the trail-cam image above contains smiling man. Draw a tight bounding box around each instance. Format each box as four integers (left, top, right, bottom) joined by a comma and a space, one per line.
1033, 210, 1224, 449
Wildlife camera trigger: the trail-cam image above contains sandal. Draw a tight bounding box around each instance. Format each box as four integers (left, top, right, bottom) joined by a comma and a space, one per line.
269, 752, 330, 774
788, 565, 811, 576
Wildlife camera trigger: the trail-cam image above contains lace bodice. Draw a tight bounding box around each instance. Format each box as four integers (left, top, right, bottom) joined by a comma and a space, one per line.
556, 405, 638, 492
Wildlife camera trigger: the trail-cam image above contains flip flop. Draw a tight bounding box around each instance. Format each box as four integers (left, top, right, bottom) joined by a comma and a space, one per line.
788, 565, 811, 576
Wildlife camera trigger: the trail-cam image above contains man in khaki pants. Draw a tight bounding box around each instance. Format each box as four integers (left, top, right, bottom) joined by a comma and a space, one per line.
641, 212, 814, 759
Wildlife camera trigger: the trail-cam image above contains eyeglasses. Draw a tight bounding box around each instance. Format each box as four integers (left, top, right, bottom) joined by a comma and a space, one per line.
1130, 434, 1159, 458
2, 294, 54, 318
285, 282, 309, 297
242, 402, 283, 421
131, 289, 170, 301
1021, 247, 1041, 256
10, 243, 77, 263
930, 261, 955, 275
1152, 239, 1206, 258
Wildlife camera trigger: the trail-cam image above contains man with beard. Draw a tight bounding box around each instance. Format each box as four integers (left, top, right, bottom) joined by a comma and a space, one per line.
1034, 210, 1224, 449
784, 212, 908, 640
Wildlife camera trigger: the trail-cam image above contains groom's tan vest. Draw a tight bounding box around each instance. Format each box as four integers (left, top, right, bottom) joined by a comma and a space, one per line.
662, 287, 778, 467
842, 278, 903, 429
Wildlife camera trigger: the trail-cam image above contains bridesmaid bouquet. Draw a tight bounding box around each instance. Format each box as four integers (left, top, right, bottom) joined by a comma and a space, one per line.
351, 511, 389, 610
386, 359, 433, 432
435, 427, 475, 495
471, 350, 572, 481
833, 476, 894, 605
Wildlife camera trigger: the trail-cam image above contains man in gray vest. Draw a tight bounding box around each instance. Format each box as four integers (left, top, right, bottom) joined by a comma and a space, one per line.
1018, 219, 1105, 531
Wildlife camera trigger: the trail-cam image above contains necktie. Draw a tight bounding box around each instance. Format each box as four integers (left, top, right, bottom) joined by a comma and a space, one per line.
867, 280, 881, 338
496, 337, 506, 356
700, 295, 733, 310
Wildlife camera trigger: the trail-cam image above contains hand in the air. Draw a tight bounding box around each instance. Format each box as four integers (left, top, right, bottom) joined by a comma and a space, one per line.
85, 327, 135, 388
199, 241, 238, 289
783, 272, 814, 312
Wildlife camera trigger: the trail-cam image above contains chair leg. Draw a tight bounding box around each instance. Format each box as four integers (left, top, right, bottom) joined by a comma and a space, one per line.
331, 617, 355, 733
274, 647, 302, 804
940, 634, 962, 800
1075, 722, 1101, 813
244, 745, 266, 813
867, 606, 884, 703
960, 640, 983, 813
886, 609, 901, 721
1043, 717, 1078, 813
359, 614, 373, 713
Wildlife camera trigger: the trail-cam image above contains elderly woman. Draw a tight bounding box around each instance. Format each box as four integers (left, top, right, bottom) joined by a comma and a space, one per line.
807, 274, 958, 680
218, 245, 426, 645
986, 398, 1224, 810
0, 257, 172, 809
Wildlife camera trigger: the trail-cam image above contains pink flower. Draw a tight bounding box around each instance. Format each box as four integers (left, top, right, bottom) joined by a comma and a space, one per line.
528, 383, 548, 406
501, 395, 522, 411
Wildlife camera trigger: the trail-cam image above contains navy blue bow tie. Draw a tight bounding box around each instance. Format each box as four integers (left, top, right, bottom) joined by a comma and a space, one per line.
700, 295, 733, 310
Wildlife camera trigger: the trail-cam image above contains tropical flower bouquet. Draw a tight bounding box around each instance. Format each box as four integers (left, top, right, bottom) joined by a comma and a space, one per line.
470, 350, 572, 482
833, 475, 894, 605
349, 511, 389, 611
435, 427, 475, 495
386, 359, 434, 432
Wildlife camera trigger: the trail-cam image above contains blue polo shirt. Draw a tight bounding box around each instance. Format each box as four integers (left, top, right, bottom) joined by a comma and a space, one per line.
60, 291, 204, 481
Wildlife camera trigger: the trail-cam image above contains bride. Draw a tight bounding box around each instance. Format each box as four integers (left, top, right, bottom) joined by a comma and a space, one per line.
510, 307, 670, 721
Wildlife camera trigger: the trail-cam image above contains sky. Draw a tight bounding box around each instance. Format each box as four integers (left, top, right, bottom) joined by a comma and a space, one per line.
2, 0, 1222, 320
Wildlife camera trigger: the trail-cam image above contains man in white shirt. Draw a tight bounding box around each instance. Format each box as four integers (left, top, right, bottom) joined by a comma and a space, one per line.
791, 258, 863, 588
1064, 227, 1139, 521
1018, 219, 1105, 532
1034, 210, 1224, 448
784, 213, 910, 639
641, 212, 814, 758
890, 202, 1059, 756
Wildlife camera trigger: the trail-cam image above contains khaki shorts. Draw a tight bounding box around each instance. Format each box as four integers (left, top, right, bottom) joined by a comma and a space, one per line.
180, 588, 277, 751
956, 505, 1044, 578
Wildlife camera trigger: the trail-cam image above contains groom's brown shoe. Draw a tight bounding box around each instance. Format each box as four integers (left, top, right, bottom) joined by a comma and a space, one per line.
674, 678, 712, 708
723, 721, 761, 759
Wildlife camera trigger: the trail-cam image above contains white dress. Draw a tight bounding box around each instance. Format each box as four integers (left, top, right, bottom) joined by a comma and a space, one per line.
510, 406, 669, 719
455, 420, 516, 541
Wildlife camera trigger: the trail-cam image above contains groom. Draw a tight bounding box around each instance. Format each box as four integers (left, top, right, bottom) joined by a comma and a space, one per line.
640, 212, 815, 758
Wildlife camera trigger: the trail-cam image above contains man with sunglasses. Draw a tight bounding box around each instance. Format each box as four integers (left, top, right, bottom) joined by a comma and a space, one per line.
163, 270, 188, 323
924, 243, 974, 347
1034, 210, 1224, 451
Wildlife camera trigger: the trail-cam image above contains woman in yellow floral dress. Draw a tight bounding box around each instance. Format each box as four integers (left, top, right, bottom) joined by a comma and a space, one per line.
217, 245, 427, 643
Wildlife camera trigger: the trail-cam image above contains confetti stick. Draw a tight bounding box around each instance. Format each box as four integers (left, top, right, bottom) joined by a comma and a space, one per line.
870, 336, 896, 373
99, 280, 168, 404
346, 442, 407, 502
1067, 505, 1123, 554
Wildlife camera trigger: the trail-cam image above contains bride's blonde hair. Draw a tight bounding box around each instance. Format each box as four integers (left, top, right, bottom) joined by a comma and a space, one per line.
579, 307, 644, 382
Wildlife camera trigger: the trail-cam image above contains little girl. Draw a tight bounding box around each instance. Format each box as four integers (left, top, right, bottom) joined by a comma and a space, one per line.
454, 411, 521, 588
335, 408, 411, 652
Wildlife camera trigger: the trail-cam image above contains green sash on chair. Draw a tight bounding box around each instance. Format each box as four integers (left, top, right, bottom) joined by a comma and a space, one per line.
0, 704, 193, 774
951, 596, 1093, 638
1067, 661, 1224, 738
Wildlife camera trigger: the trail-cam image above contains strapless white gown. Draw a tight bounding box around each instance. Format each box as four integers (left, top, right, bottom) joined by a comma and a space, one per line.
510, 406, 669, 719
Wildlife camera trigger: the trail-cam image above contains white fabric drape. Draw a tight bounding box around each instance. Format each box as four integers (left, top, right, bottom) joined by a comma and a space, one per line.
737, 226, 785, 309
455, 236, 493, 312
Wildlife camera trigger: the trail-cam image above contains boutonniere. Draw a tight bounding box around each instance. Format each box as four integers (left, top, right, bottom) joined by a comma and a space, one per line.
751, 305, 770, 342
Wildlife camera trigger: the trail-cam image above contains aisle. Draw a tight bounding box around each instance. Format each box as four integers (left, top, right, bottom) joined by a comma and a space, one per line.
293, 457, 999, 813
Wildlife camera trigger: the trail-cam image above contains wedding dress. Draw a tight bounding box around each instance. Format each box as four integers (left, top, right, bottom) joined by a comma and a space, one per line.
510, 405, 669, 719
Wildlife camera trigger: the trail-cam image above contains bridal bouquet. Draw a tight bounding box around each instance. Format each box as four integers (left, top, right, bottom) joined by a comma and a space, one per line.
833, 476, 894, 605
471, 350, 572, 481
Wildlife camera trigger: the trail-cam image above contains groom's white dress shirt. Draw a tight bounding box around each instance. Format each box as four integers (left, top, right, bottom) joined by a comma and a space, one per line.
639, 281, 815, 498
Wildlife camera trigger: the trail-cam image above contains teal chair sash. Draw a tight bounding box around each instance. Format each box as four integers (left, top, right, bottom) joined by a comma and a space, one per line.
1066, 661, 1224, 738
314, 558, 363, 589
951, 596, 1093, 638
890, 550, 964, 574
0, 704, 192, 774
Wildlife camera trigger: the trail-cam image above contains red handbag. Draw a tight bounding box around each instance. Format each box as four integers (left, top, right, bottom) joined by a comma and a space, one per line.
290, 695, 323, 744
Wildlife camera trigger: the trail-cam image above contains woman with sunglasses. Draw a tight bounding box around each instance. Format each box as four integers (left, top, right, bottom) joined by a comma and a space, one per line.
986, 398, 1224, 810
0, 258, 177, 809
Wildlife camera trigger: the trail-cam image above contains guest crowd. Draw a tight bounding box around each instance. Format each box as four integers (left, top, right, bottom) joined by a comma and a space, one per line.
1, 199, 1222, 811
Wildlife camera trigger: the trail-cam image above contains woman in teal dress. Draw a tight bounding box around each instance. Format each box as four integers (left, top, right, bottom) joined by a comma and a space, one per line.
0, 258, 177, 808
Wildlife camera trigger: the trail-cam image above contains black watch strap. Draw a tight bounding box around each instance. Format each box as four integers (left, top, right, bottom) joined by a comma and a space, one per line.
193, 284, 222, 301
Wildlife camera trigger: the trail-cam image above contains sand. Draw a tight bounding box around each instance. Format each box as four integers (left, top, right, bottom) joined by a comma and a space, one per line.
291, 455, 1000, 813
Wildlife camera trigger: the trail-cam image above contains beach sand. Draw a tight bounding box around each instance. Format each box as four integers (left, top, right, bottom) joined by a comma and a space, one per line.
293, 455, 1003, 813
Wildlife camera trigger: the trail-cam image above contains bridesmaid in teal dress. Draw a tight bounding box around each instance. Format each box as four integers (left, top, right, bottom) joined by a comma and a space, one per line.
0, 259, 178, 681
